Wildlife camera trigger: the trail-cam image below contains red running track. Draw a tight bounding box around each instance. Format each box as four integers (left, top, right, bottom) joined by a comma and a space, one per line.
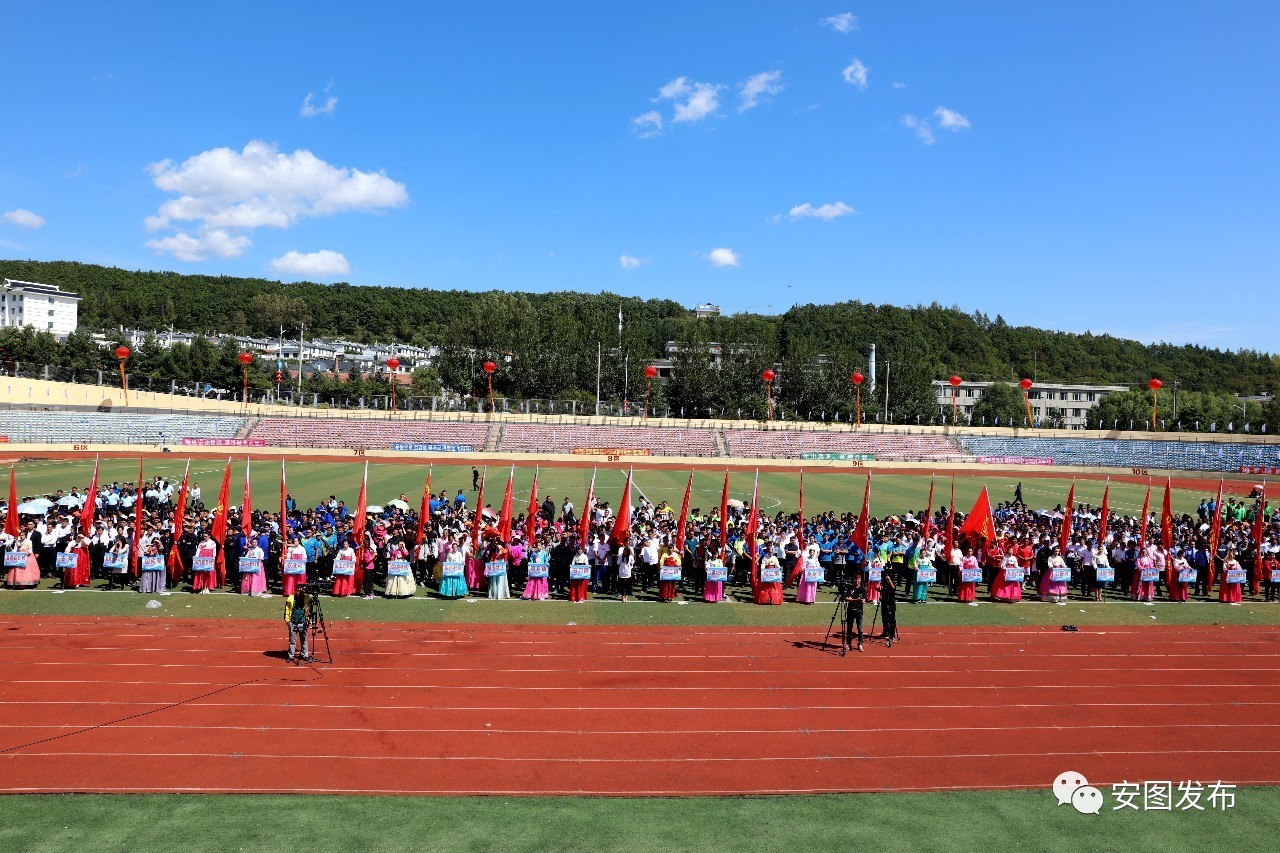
0, 615, 1278, 796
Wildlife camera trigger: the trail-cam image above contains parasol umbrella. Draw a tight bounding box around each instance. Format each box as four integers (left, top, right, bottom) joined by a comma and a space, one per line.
18, 500, 53, 514
386, 499, 411, 511
366, 505, 385, 515
56, 495, 85, 508
726, 498, 745, 509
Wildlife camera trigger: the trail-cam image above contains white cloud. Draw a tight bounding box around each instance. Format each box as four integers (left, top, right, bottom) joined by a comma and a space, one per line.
842, 59, 869, 90
788, 201, 855, 221
143, 140, 408, 260
707, 247, 740, 268
300, 81, 338, 117
1, 209, 45, 229
821, 12, 858, 33
738, 70, 783, 113
144, 229, 252, 262
902, 114, 935, 145
619, 255, 645, 270
632, 110, 663, 138
892, 81, 908, 90
270, 249, 351, 278
652, 77, 724, 125
934, 106, 971, 130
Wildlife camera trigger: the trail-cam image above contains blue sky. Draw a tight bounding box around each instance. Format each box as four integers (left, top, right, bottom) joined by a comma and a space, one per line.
2, 1, 1277, 350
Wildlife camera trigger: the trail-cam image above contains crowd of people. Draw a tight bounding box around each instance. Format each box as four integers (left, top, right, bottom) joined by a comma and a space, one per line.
2, 469, 1276, 608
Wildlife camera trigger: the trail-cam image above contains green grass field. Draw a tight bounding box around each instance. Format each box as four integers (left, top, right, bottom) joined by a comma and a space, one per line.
8, 456, 1214, 520
0, 790, 1274, 853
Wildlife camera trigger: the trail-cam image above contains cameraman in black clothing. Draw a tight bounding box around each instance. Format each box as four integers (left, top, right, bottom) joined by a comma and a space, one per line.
841, 571, 866, 654
879, 570, 898, 647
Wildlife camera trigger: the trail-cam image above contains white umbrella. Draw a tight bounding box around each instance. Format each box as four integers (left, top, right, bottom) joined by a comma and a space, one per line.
57, 495, 84, 508
17, 501, 52, 514
481, 507, 499, 521
386, 499, 411, 511
366, 505, 385, 515
726, 498, 745, 509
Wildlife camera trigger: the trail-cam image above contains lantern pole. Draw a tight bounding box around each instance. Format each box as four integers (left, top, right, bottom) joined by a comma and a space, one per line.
115, 346, 130, 405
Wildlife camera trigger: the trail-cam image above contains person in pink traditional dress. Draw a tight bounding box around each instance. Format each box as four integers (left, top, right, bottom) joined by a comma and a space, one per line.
522, 539, 551, 600
794, 542, 820, 604
331, 538, 357, 597
992, 549, 1023, 602
1168, 549, 1190, 602
191, 532, 218, 593
958, 548, 979, 604
1132, 546, 1156, 602
1219, 550, 1244, 605
239, 535, 268, 596
282, 535, 308, 597
702, 543, 727, 603
1039, 544, 1069, 603
865, 553, 883, 604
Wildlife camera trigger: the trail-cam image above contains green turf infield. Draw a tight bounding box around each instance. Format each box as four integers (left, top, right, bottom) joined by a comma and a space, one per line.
2, 578, 1278, 627
0, 790, 1274, 852
6, 457, 1218, 520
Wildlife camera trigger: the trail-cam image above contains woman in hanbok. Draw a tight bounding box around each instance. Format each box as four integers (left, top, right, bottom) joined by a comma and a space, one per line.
384, 536, 417, 599
795, 542, 820, 604
865, 552, 884, 604
568, 546, 591, 602
1039, 544, 1069, 603
4, 530, 41, 589
239, 534, 268, 596
438, 536, 469, 600
752, 546, 783, 605
61, 534, 91, 589
191, 532, 218, 593
992, 550, 1023, 602
1168, 549, 1190, 602
958, 548, 979, 605
486, 540, 511, 600
331, 538, 358, 597
104, 535, 131, 591
1219, 549, 1244, 605
522, 539, 551, 601
282, 534, 309, 597
1132, 547, 1156, 602
909, 537, 931, 603
702, 543, 725, 603
657, 542, 683, 602
138, 540, 166, 594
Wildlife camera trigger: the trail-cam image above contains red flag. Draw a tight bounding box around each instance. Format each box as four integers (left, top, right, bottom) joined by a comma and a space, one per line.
470, 468, 487, 549
168, 458, 191, 568
795, 470, 805, 552
609, 468, 632, 547
1161, 477, 1174, 551
718, 470, 730, 550
497, 465, 515, 544
524, 466, 540, 546
279, 457, 289, 565
415, 464, 433, 548
1060, 479, 1076, 553
80, 455, 100, 536
1138, 482, 1152, 550
1098, 478, 1111, 548
577, 468, 595, 546
746, 469, 760, 578
130, 457, 144, 577
210, 457, 233, 584
944, 475, 955, 557
4, 465, 17, 538
853, 474, 871, 556
353, 461, 369, 562
1208, 478, 1224, 590
958, 486, 996, 542
674, 469, 693, 552
1253, 480, 1267, 558
240, 457, 253, 539
922, 474, 935, 539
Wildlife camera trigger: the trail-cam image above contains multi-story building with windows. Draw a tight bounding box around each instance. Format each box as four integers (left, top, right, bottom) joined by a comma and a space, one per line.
0, 279, 80, 338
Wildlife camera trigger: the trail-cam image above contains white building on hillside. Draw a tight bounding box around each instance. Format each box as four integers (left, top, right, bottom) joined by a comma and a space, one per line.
933, 379, 1128, 427
0, 279, 80, 338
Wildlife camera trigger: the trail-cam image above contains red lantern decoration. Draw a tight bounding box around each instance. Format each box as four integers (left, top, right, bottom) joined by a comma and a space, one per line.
762, 370, 776, 421
483, 361, 497, 374
114, 346, 131, 404
948, 375, 962, 426
949, 374, 962, 387
1019, 378, 1033, 391
237, 351, 253, 407
386, 357, 400, 370
1019, 378, 1034, 427
482, 360, 497, 408
1148, 378, 1163, 430
386, 357, 401, 413
643, 365, 658, 420
850, 372, 865, 428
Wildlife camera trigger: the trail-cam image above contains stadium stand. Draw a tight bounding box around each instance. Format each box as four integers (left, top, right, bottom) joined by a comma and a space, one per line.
499, 424, 720, 457
0, 412, 245, 444
248, 418, 491, 450
957, 435, 1280, 472
723, 429, 969, 461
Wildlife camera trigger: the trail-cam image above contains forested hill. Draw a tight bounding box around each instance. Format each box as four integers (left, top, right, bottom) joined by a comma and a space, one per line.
2, 259, 1276, 397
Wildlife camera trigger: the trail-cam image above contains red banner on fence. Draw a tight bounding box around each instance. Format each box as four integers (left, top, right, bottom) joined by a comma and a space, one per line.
570, 448, 652, 456
1241, 466, 1280, 475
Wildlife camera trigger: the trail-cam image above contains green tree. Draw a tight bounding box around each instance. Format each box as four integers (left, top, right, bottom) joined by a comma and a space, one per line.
971, 381, 1028, 426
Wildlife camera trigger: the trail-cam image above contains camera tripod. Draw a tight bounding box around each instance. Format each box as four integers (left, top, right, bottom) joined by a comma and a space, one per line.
296, 583, 333, 665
